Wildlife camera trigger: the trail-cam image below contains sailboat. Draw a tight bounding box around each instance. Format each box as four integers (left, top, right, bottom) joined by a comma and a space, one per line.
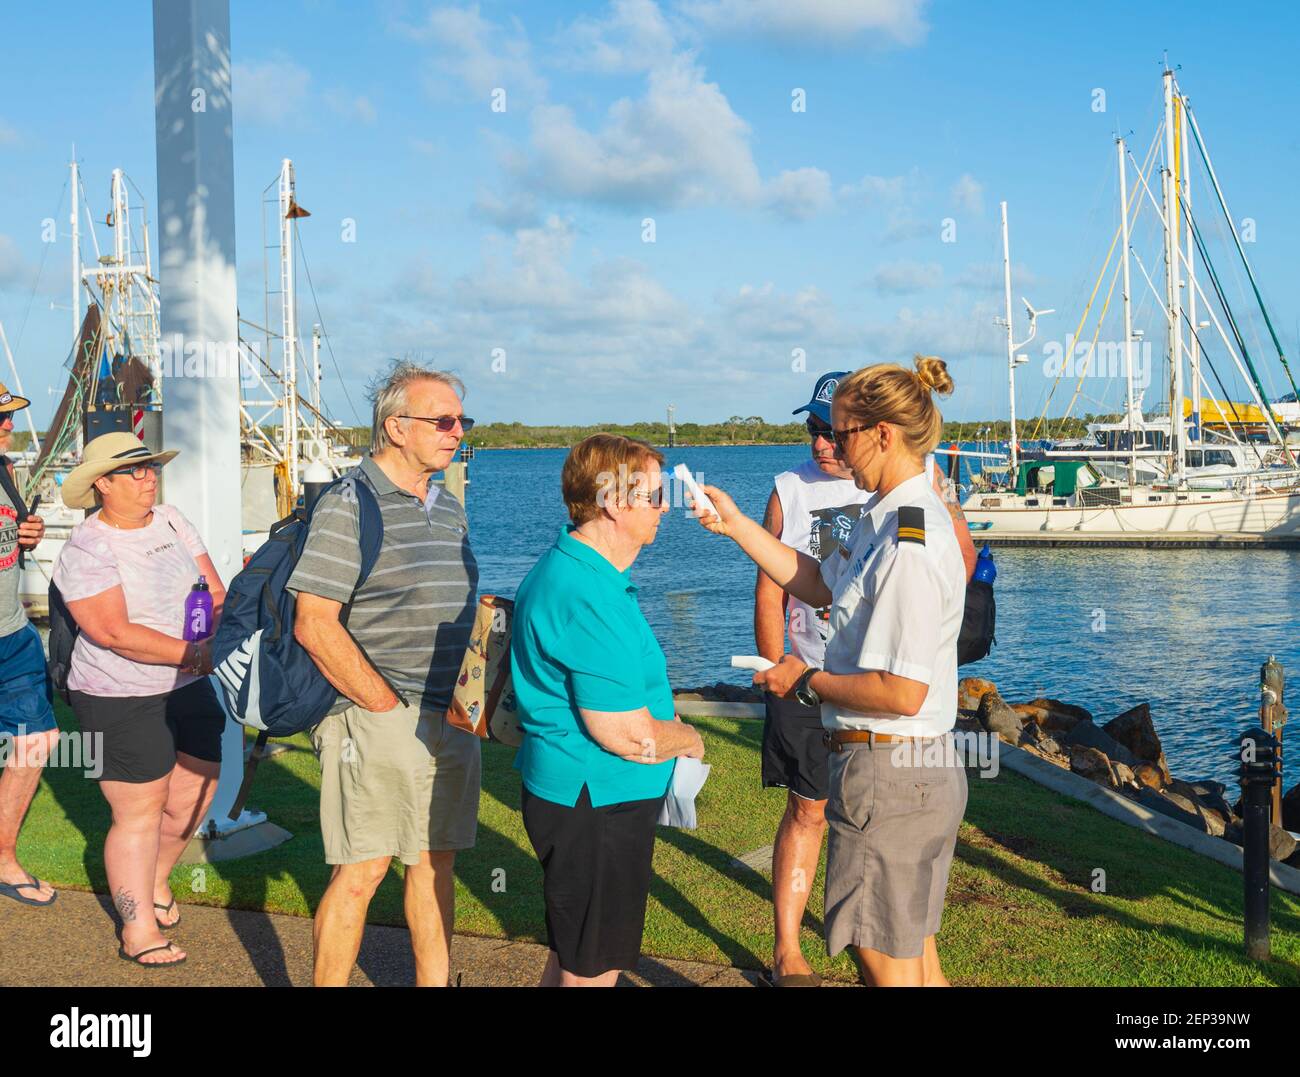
962, 66, 1300, 544
13, 156, 363, 614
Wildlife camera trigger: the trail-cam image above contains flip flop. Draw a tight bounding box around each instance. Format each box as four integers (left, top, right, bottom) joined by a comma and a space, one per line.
155, 898, 180, 930
760, 968, 823, 988
0, 879, 57, 907
118, 942, 186, 967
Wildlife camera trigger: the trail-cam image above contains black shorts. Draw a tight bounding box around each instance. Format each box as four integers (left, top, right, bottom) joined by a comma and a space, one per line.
761, 691, 829, 801
521, 784, 662, 978
69, 678, 226, 784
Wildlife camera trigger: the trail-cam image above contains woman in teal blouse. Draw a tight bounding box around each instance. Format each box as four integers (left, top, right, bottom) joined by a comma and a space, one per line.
511, 434, 705, 987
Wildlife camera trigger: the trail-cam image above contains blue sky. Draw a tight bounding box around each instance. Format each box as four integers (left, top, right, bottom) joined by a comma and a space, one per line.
2, 0, 1298, 429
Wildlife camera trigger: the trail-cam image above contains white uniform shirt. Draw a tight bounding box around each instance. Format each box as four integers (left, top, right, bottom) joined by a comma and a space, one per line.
818, 471, 966, 737
773, 459, 871, 668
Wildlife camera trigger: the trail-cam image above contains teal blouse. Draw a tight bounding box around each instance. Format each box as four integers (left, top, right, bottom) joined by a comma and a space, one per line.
510, 527, 675, 808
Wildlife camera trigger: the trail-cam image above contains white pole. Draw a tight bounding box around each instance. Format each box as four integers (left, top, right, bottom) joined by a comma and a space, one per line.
1180, 92, 1200, 447
279, 159, 299, 501
153, 0, 263, 835
1001, 201, 1019, 474
311, 322, 323, 448
1162, 68, 1186, 485
1117, 137, 1137, 487
70, 151, 79, 352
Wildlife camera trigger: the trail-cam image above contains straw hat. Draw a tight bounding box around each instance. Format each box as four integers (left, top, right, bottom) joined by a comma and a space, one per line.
62, 432, 178, 509
0, 381, 30, 414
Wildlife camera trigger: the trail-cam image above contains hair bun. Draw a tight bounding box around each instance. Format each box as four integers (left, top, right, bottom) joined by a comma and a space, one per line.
913, 354, 954, 396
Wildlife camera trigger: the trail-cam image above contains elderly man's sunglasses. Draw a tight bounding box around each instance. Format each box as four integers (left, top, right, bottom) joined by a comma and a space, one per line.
806, 418, 833, 442
398, 414, 475, 433
109, 462, 163, 480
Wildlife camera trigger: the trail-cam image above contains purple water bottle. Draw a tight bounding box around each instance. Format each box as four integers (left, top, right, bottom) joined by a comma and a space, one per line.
183, 575, 213, 641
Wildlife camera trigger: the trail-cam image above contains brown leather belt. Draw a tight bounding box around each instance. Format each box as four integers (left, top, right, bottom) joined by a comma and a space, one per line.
823, 730, 929, 751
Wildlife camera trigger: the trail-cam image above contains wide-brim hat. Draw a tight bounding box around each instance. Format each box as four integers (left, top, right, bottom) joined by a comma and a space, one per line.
62, 432, 178, 509
0, 381, 31, 414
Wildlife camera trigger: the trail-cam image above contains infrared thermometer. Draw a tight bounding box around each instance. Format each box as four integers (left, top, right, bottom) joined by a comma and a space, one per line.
673, 463, 718, 518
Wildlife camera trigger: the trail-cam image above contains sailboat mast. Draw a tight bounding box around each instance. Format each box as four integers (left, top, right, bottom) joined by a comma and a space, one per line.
1161, 67, 1186, 485
1001, 201, 1019, 474
70, 151, 80, 350
1117, 137, 1137, 486
278, 158, 300, 502
1179, 91, 1200, 447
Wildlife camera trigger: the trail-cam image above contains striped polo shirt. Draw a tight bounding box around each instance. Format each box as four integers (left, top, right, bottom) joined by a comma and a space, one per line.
286, 455, 478, 713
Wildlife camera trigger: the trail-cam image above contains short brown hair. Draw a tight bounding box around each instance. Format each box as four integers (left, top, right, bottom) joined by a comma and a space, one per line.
834, 354, 954, 458
562, 433, 666, 525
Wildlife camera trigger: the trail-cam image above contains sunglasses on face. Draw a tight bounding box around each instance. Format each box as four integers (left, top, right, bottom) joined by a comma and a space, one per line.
832, 423, 875, 451
109, 462, 163, 480
630, 486, 665, 507
398, 414, 475, 434
806, 418, 834, 442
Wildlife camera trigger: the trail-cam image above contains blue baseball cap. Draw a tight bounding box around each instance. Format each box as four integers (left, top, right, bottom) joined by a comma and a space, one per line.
792, 371, 848, 425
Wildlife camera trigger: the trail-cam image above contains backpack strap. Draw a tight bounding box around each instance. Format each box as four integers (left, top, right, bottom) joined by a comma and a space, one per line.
0, 456, 30, 569
227, 729, 269, 822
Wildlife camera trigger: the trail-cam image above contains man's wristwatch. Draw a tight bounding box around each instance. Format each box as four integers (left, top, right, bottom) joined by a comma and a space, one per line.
794, 667, 822, 708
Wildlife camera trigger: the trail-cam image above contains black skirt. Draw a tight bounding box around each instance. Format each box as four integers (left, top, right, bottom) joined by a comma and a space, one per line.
521, 783, 663, 978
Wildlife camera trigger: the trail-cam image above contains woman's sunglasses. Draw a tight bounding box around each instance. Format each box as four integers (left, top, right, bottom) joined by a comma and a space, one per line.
398, 414, 476, 433
831, 424, 874, 450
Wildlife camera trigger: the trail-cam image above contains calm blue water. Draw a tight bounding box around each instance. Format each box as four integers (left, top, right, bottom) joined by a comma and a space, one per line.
463, 445, 1299, 788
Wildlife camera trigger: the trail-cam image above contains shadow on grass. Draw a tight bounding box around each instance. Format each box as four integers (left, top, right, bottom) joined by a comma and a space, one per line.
960, 768, 1300, 985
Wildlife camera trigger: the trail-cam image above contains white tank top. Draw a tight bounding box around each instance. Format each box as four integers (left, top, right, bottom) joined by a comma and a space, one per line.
773, 459, 871, 666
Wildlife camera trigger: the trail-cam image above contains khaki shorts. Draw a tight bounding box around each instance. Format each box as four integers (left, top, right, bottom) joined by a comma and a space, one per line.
823, 733, 967, 960
310, 700, 481, 865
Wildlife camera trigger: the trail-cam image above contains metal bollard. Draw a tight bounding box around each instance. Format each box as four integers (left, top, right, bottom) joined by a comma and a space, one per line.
1260, 657, 1287, 824
1239, 726, 1278, 961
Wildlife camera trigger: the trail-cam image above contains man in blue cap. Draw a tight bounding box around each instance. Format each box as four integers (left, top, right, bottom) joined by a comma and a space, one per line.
754, 371, 869, 986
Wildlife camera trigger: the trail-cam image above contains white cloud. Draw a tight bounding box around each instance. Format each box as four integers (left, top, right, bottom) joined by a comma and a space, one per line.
954, 261, 1037, 292
510, 56, 761, 209
678, 0, 929, 46
233, 56, 312, 126
872, 260, 943, 294
396, 4, 546, 102
838, 173, 908, 205
951, 172, 984, 214
563, 0, 681, 73
470, 189, 542, 230
763, 168, 834, 221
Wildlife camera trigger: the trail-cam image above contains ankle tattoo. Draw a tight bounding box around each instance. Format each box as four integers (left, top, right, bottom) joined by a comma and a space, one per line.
114, 887, 138, 923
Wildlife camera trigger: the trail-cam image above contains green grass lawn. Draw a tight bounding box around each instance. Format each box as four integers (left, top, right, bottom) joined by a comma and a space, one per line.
15, 701, 1300, 985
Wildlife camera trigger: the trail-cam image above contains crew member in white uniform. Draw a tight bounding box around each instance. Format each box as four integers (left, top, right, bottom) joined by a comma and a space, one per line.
692, 355, 970, 988
755, 371, 870, 988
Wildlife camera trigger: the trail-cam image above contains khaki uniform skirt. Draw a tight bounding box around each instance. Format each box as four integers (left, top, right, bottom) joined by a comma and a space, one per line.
823, 732, 967, 960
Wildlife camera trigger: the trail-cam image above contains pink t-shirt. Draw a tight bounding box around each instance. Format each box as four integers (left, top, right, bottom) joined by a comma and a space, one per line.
53, 504, 209, 697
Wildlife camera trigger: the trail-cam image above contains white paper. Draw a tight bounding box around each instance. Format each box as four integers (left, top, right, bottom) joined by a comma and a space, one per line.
657, 756, 711, 829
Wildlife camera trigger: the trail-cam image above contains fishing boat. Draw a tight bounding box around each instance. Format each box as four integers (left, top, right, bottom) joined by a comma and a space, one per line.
963, 65, 1300, 543
10, 156, 364, 615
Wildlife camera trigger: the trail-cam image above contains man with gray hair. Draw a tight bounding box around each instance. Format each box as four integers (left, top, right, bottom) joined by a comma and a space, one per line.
289, 360, 479, 987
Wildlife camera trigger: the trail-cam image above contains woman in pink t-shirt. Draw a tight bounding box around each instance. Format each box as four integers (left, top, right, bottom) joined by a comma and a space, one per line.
52, 433, 227, 968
